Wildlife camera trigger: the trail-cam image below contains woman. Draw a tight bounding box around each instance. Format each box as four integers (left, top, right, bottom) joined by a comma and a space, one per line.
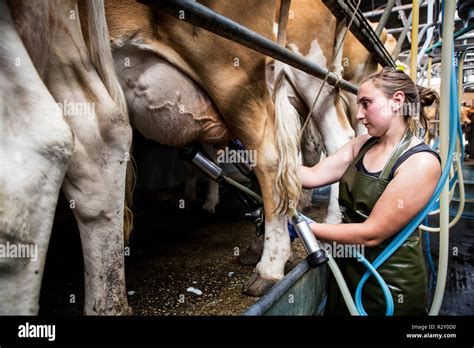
299, 68, 441, 315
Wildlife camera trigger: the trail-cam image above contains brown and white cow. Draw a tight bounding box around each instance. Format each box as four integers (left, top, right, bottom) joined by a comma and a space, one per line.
1, 0, 132, 314
282, 0, 397, 223
104, 0, 301, 295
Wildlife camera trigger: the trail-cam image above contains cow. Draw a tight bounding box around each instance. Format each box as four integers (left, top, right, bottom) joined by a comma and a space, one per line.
104, 0, 301, 296
2, 0, 133, 314
424, 102, 472, 146
0, 0, 74, 314
282, 0, 397, 223
460, 105, 473, 127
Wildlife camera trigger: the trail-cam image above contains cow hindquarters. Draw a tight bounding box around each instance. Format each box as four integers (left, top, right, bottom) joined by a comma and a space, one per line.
0, 2, 74, 314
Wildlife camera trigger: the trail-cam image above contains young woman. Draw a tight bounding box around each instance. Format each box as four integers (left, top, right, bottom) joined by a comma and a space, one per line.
300, 68, 441, 315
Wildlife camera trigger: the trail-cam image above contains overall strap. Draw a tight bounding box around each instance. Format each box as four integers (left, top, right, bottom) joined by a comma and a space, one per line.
380, 127, 414, 181
353, 137, 380, 165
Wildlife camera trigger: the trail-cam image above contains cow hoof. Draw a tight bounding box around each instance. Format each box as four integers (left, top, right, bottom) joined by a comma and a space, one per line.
242, 270, 277, 296
238, 234, 264, 265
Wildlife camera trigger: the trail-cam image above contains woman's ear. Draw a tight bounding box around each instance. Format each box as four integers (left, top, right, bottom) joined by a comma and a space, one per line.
391, 91, 405, 112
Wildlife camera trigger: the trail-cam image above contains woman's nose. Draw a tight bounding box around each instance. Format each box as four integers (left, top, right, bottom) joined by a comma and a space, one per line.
356, 106, 365, 120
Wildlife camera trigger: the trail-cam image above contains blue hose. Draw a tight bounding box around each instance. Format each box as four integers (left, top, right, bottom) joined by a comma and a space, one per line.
354, 40, 460, 314
355, 253, 394, 316
423, 217, 437, 278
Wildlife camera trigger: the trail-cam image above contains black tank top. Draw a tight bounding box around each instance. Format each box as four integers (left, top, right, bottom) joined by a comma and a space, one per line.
356, 138, 441, 181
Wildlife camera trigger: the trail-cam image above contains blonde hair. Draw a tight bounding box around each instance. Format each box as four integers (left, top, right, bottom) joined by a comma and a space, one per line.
361, 67, 439, 135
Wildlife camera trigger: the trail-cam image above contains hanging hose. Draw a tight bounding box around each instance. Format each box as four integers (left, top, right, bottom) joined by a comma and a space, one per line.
423, 217, 437, 278
355, 1, 458, 315
354, 253, 394, 316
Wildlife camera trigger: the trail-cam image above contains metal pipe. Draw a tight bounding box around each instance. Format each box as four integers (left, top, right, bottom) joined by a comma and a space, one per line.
429, 0, 455, 316
417, 0, 435, 66
387, 17, 462, 34
410, 0, 420, 81
455, 31, 474, 40
375, 0, 396, 37
428, 56, 432, 87
323, 0, 396, 67
397, 0, 411, 44
363, 1, 427, 18
143, 0, 359, 94
393, 11, 413, 60
459, 50, 467, 104
426, 25, 474, 54
388, 23, 428, 34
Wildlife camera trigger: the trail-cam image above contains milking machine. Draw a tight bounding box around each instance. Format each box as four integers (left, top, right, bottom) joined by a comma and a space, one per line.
177, 141, 328, 268
178, 142, 264, 235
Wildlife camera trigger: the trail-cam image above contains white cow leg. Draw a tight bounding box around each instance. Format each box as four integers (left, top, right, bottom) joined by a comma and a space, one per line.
0, 1, 73, 314
61, 120, 132, 315
316, 94, 354, 225
44, 0, 133, 315
326, 183, 342, 224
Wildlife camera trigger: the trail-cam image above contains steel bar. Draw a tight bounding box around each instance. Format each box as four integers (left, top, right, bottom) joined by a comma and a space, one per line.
323, 0, 396, 67
364, 1, 427, 18
142, 0, 359, 94
375, 0, 397, 36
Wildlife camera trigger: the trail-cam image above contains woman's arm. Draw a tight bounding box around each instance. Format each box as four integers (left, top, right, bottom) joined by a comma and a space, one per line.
309, 152, 441, 246
301, 134, 370, 189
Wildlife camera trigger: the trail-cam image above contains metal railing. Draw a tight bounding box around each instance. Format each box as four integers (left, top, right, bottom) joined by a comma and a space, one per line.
141, 0, 397, 95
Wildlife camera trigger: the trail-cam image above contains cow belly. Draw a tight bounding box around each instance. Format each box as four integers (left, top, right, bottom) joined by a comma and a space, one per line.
113, 46, 230, 148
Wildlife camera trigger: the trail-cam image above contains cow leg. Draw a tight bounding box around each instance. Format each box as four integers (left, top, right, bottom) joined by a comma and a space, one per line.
54, 86, 132, 315
202, 144, 220, 214
44, 2, 132, 315
183, 162, 197, 205
0, 1, 73, 314
288, 61, 354, 224
240, 121, 293, 296
61, 124, 131, 315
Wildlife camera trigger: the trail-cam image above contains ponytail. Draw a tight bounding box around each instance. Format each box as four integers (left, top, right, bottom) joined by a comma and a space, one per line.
416, 86, 439, 134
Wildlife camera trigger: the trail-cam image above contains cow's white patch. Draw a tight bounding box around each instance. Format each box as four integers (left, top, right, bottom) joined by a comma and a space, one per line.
18, 322, 55, 341
307, 39, 328, 68
353, 63, 366, 82
326, 183, 342, 224
256, 215, 291, 281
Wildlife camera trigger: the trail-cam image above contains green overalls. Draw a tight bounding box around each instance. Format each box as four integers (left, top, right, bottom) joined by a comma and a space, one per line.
325, 130, 428, 316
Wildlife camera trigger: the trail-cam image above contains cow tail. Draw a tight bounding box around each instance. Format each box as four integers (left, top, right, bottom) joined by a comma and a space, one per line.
85, 0, 134, 244
273, 67, 302, 216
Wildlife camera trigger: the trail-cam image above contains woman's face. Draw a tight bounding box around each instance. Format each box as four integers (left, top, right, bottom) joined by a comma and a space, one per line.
356, 80, 398, 137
